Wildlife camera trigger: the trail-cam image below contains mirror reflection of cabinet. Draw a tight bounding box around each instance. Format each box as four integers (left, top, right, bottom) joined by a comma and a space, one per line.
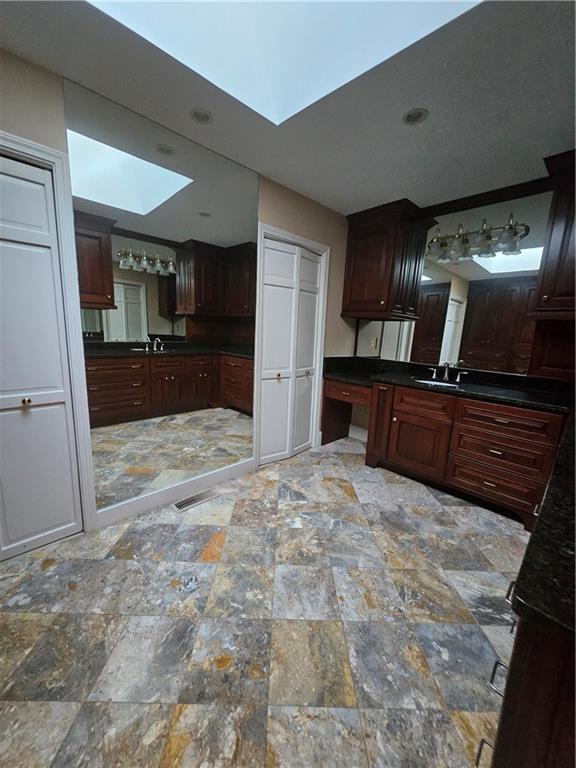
410, 283, 450, 364
74, 211, 115, 309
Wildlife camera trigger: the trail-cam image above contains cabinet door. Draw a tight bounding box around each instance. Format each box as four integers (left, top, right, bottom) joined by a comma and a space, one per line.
75, 226, 114, 309
410, 283, 450, 364
387, 410, 451, 482
535, 183, 574, 314
151, 373, 189, 414
195, 371, 218, 407
224, 246, 256, 316
366, 384, 394, 462
158, 274, 177, 317
176, 252, 195, 314
196, 251, 222, 314
342, 231, 393, 315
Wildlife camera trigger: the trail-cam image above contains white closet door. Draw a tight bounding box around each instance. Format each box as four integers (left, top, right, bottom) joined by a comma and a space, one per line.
292, 249, 321, 454
0, 155, 82, 558
258, 238, 298, 464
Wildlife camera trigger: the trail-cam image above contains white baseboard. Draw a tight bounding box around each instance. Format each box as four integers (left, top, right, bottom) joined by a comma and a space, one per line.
91, 457, 257, 529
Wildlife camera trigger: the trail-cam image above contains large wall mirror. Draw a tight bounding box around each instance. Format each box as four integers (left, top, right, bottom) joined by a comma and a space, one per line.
356, 190, 553, 375
65, 82, 259, 510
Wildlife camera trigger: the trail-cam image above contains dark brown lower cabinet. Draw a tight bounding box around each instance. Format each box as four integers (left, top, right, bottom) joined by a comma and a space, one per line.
387, 410, 452, 482
151, 373, 192, 414
491, 618, 574, 768
365, 384, 394, 465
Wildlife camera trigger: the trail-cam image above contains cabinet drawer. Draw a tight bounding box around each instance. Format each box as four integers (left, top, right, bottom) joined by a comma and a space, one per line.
394, 386, 455, 422
88, 396, 149, 427
450, 424, 557, 482
324, 380, 371, 406
186, 356, 218, 372
85, 357, 148, 383
87, 377, 149, 404
149, 355, 188, 373
455, 398, 564, 446
221, 356, 253, 374
446, 456, 546, 514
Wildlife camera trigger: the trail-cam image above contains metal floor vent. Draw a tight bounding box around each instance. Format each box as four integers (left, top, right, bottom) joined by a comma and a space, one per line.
172, 490, 218, 512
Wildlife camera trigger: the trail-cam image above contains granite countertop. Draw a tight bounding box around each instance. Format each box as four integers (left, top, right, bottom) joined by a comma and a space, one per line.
323, 370, 571, 414
512, 419, 575, 634
84, 345, 254, 360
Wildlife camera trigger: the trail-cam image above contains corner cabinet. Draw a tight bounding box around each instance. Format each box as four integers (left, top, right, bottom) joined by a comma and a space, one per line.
532, 150, 575, 318
74, 211, 116, 309
176, 241, 256, 317
341, 199, 436, 320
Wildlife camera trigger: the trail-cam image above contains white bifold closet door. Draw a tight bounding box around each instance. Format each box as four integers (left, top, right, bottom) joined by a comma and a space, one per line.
0, 155, 83, 559
258, 237, 321, 465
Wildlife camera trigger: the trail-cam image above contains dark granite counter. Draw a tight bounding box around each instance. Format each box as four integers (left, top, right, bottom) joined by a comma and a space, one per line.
84, 343, 254, 360
512, 418, 575, 635
323, 358, 573, 414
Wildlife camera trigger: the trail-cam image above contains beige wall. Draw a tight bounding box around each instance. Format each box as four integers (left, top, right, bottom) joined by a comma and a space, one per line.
0, 49, 67, 152
258, 176, 355, 356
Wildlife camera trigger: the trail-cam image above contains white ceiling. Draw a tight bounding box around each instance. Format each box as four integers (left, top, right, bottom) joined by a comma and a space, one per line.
1, 1, 574, 215
64, 83, 258, 246
90, 1, 477, 125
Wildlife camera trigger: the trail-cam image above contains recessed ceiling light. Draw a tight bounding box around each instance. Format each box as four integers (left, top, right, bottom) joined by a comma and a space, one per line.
402, 107, 429, 126
198, 212, 212, 218
156, 143, 174, 155
190, 107, 213, 125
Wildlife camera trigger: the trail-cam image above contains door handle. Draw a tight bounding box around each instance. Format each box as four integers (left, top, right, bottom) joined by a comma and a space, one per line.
21, 398, 32, 407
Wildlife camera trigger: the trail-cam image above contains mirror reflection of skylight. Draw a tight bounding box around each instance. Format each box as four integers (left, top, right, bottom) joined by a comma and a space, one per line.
473, 248, 543, 274
90, 1, 478, 125
67, 130, 193, 215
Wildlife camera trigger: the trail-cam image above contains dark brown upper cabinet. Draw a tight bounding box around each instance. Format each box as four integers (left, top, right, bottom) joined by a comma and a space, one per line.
158, 274, 177, 318
342, 199, 436, 320
532, 150, 575, 318
74, 211, 115, 309
176, 241, 256, 317
224, 243, 257, 316
410, 283, 450, 364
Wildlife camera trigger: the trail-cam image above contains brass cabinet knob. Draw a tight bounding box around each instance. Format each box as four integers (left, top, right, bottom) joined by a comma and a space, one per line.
276, 373, 281, 379
21, 397, 32, 406
380, 300, 385, 305
542, 294, 550, 302
392, 416, 398, 422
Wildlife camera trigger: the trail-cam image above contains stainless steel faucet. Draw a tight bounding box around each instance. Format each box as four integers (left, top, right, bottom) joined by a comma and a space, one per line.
441, 362, 451, 381
153, 337, 161, 352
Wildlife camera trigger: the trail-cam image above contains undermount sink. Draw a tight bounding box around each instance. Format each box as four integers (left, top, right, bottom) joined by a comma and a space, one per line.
413, 378, 458, 388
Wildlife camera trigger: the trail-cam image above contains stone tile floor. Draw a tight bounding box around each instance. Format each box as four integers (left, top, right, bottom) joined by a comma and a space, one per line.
0, 437, 528, 767
91, 407, 253, 509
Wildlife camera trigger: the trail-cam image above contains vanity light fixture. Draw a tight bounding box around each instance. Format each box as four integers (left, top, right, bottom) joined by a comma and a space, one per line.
426, 214, 530, 265
117, 248, 176, 276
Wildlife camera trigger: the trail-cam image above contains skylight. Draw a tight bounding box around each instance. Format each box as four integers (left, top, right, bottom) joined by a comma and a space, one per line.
67, 130, 193, 215
421, 274, 432, 282
473, 248, 543, 274
90, 1, 478, 125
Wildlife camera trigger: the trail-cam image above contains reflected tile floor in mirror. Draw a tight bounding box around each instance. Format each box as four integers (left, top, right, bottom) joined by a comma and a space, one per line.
0, 437, 529, 767
91, 407, 253, 508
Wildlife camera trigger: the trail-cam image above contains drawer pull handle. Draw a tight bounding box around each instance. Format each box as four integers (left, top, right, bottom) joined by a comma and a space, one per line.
86, 366, 97, 372
474, 738, 494, 767
489, 659, 509, 697
88, 386, 99, 391
378, 386, 388, 391
130, 365, 141, 369
505, 580, 515, 604
493, 417, 510, 424
132, 383, 141, 387
488, 448, 503, 456
132, 400, 143, 406
341, 391, 351, 396
483, 481, 497, 488
90, 406, 100, 412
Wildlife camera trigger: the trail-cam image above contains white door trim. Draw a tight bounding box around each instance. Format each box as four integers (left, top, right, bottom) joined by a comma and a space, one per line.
254, 222, 330, 464
0, 130, 97, 531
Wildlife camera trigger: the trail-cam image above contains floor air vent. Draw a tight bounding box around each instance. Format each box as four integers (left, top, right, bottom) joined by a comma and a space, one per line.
172, 490, 218, 511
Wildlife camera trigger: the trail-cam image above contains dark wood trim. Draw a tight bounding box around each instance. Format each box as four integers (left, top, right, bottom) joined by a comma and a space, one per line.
110, 227, 181, 250
422, 177, 554, 219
